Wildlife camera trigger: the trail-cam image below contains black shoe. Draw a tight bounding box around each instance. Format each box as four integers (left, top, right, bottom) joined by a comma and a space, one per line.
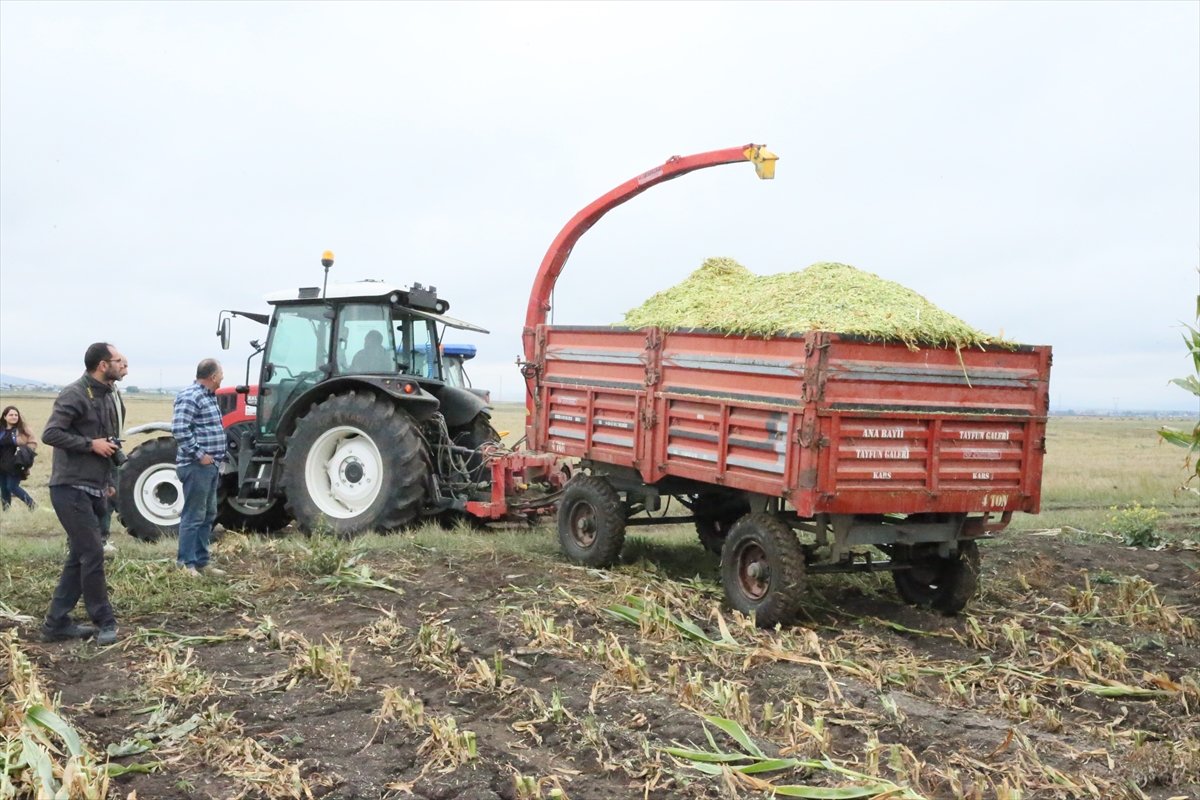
41, 623, 97, 642
96, 625, 118, 646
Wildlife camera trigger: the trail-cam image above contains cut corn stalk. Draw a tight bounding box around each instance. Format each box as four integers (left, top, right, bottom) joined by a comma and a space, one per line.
314, 563, 405, 595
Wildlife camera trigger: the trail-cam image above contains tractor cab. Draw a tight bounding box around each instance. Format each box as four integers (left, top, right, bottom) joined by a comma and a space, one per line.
250, 280, 489, 442
215, 255, 501, 535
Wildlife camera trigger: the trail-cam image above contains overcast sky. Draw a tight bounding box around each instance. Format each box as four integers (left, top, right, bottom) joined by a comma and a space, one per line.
2, 1, 1197, 411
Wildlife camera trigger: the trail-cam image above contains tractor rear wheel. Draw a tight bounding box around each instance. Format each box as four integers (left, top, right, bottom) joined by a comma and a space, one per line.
451, 412, 501, 479
720, 514, 806, 628
557, 475, 626, 567
116, 437, 182, 542
892, 541, 980, 615
281, 391, 429, 538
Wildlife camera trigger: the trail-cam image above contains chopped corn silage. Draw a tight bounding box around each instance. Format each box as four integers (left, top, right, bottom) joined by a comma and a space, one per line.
619, 258, 1006, 348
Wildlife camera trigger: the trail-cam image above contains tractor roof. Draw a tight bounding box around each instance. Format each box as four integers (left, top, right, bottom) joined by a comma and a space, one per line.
263, 281, 489, 334
263, 281, 410, 304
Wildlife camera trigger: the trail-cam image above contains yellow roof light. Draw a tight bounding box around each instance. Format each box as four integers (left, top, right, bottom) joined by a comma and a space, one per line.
321, 251, 335, 268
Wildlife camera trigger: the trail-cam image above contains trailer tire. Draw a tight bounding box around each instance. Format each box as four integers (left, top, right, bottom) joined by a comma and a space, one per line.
892, 540, 980, 615
282, 392, 429, 539
116, 437, 184, 542
721, 514, 806, 628
557, 475, 626, 567
692, 494, 752, 554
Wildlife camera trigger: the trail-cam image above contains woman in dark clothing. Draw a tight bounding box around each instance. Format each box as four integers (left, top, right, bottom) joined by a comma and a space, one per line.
0, 405, 38, 510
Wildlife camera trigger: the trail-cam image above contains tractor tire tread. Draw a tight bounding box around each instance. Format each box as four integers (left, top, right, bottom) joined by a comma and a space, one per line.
116, 436, 179, 543
281, 391, 429, 538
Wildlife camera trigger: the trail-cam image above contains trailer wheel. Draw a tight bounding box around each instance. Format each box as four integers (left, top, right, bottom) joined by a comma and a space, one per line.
892, 541, 981, 615
282, 392, 429, 538
116, 437, 183, 542
692, 494, 752, 554
557, 475, 626, 567
721, 514, 806, 628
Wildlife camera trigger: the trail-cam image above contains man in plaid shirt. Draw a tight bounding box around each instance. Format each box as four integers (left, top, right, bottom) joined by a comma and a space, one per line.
172, 358, 227, 577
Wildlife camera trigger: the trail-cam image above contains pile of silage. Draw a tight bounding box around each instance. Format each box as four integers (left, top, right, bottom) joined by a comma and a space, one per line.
618, 257, 1005, 349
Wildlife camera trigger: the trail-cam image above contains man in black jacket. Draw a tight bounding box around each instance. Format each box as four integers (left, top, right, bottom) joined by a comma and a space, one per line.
41, 342, 128, 645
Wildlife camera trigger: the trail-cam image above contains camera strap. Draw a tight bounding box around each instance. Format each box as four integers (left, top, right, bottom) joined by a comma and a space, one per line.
78, 377, 119, 438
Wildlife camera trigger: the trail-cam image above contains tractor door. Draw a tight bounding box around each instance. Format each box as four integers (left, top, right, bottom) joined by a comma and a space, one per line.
258, 303, 331, 439
394, 313, 442, 381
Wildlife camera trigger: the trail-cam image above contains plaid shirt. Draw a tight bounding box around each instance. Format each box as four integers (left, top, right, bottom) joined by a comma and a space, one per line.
172, 382, 226, 466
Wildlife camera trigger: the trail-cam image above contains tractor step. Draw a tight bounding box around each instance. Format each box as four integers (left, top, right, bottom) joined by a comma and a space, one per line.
238, 454, 278, 501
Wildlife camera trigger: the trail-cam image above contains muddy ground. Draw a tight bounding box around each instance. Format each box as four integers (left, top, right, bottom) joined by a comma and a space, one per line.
12, 527, 1200, 800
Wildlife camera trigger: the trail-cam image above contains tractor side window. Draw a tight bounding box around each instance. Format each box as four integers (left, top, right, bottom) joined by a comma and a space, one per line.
260, 304, 330, 436
443, 357, 466, 388
339, 304, 397, 374
393, 316, 440, 380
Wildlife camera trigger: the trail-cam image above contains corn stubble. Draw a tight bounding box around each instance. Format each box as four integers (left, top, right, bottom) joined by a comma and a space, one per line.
620, 257, 1007, 349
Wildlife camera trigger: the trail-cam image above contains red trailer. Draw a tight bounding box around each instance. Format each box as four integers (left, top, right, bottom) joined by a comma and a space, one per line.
521, 145, 1051, 625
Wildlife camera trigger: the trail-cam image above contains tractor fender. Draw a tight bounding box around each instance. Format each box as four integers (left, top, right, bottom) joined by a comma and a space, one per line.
431, 384, 491, 428
274, 376, 440, 440
126, 422, 173, 436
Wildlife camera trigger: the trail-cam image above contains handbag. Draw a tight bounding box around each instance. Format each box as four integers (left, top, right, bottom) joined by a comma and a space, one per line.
14, 445, 36, 470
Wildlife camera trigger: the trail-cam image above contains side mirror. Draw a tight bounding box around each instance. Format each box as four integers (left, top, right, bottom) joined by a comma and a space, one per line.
218, 318, 232, 350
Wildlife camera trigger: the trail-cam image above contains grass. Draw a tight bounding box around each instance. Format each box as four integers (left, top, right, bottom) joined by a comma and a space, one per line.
1009, 415, 1199, 538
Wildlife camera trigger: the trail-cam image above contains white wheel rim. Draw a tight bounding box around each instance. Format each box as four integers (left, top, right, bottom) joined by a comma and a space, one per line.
304, 425, 383, 519
134, 463, 184, 526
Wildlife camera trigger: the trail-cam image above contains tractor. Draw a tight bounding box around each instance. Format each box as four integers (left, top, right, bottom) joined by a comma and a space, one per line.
116, 258, 556, 540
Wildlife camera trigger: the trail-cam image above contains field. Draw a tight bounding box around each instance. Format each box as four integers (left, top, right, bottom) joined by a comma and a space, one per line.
2, 393, 1198, 800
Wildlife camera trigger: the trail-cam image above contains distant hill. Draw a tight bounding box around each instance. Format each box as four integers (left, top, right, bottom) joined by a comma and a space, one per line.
0, 373, 55, 387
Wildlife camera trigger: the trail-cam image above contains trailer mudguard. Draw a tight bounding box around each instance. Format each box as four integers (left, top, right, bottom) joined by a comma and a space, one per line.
431, 384, 491, 428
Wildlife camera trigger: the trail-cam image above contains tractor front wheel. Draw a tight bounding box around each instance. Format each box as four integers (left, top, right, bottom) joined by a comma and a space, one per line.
216, 478, 292, 534
281, 392, 429, 538
557, 475, 626, 567
720, 514, 806, 628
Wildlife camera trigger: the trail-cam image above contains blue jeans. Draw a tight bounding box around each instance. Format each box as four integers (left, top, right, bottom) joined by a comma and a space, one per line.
1, 473, 34, 508
177, 462, 219, 569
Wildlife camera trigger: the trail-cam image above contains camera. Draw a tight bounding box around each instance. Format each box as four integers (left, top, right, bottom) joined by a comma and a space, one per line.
108, 437, 128, 467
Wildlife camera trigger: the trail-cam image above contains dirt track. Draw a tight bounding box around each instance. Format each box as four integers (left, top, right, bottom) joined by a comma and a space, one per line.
15, 527, 1198, 800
